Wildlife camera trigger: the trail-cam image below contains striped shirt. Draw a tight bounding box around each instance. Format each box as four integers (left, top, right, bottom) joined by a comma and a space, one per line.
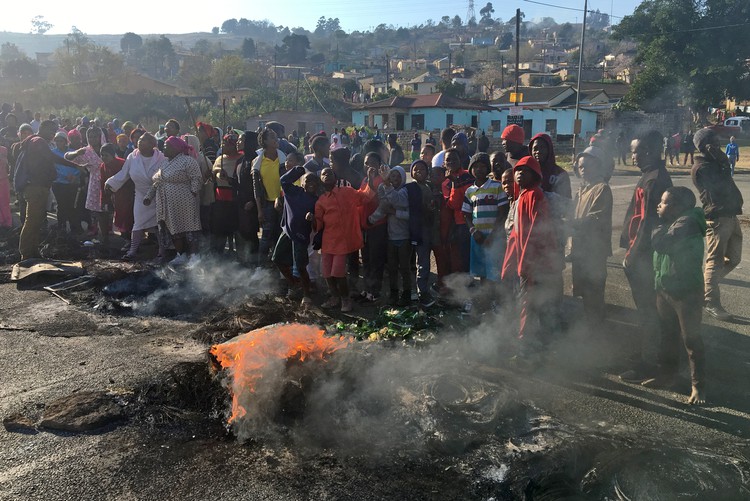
462, 178, 508, 232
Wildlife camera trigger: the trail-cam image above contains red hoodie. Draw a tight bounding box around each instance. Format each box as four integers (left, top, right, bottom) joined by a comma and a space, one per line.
528, 133, 571, 199
502, 156, 558, 281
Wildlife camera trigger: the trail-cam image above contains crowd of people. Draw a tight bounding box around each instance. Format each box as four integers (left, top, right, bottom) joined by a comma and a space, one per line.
0, 102, 744, 405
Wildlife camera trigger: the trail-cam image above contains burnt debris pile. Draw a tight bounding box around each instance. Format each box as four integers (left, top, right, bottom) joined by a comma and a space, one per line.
85, 258, 277, 320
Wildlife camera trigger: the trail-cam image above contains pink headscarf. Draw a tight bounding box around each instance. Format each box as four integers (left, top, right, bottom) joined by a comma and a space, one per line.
165, 135, 193, 156
67, 129, 82, 141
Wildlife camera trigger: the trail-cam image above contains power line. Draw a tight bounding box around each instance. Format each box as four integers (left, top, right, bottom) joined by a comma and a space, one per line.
302, 73, 329, 114
522, 0, 623, 19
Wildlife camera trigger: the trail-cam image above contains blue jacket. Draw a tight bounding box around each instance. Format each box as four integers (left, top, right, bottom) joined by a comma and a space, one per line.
280, 166, 318, 245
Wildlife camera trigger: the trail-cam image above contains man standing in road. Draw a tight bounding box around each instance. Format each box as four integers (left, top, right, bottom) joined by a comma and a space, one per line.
619, 130, 673, 383
691, 127, 744, 321
17, 120, 81, 260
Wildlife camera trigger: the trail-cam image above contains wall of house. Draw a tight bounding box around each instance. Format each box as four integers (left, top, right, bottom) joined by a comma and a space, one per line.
353, 108, 599, 142
480, 108, 598, 139
246, 111, 338, 136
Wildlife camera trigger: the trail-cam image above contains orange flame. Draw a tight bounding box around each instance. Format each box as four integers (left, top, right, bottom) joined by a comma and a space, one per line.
210, 323, 350, 425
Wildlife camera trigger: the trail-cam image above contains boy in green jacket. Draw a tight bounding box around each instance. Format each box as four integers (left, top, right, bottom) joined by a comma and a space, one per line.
649, 186, 707, 405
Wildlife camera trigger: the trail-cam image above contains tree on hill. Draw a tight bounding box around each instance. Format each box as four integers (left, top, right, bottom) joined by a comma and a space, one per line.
242, 38, 256, 59
279, 34, 309, 64
210, 55, 260, 90
221, 19, 238, 34
142, 36, 176, 79
451, 15, 463, 29
436, 79, 465, 97
30, 16, 53, 35
474, 66, 503, 100
480, 3, 494, 21
2, 57, 40, 83
120, 32, 143, 55
1, 43, 25, 62
613, 0, 750, 113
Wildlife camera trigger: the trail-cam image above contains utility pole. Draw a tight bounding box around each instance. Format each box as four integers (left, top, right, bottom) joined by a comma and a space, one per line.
500, 55, 505, 88
273, 48, 277, 89
385, 53, 390, 93
295, 68, 301, 111
572, 0, 588, 163
448, 51, 452, 80
514, 8, 520, 106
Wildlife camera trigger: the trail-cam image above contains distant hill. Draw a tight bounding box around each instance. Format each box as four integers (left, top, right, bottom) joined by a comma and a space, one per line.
0, 31, 247, 55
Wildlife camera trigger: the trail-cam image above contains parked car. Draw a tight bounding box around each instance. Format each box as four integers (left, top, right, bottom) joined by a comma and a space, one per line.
709, 116, 750, 138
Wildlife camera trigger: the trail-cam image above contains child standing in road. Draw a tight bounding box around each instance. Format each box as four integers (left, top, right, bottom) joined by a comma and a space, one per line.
570, 146, 613, 325
407, 160, 437, 307
462, 153, 509, 287
368, 166, 411, 306
314, 167, 375, 312
648, 186, 707, 405
502, 156, 558, 359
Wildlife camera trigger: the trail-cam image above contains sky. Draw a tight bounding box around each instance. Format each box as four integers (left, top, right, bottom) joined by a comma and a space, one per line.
2, 0, 643, 36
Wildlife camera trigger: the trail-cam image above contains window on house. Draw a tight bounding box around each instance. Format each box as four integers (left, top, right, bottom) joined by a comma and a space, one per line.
446, 114, 454, 127
545, 119, 557, 136
313, 122, 324, 132
411, 114, 425, 130
490, 120, 502, 133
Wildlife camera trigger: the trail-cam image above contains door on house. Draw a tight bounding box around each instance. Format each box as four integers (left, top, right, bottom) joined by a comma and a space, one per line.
471, 115, 478, 128
446, 114, 454, 127
523, 120, 533, 142
297, 122, 306, 137
396, 114, 405, 131
411, 114, 425, 130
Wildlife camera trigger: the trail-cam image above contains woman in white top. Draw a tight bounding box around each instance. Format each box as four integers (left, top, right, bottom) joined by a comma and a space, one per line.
105, 133, 167, 260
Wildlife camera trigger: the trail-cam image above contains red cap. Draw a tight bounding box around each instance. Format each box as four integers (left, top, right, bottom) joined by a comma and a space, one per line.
501, 124, 525, 145
513, 155, 542, 179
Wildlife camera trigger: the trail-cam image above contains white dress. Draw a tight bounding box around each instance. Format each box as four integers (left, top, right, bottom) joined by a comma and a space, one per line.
105, 149, 166, 231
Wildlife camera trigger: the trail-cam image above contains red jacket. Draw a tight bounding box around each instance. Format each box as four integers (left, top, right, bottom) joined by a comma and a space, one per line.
502, 157, 558, 281
316, 184, 375, 255
442, 169, 474, 225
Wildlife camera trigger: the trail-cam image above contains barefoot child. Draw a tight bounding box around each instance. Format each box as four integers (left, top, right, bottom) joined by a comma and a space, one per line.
650, 186, 707, 404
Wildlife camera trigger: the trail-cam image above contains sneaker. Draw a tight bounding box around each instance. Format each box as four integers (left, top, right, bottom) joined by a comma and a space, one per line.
419, 292, 436, 308
120, 241, 131, 252
704, 303, 732, 321
168, 253, 188, 267
341, 298, 353, 313
300, 296, 313, 308
321, 296, 340, 309
462, 300, 473, 314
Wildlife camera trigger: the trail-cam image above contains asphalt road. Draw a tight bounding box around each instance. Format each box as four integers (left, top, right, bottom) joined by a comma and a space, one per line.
1, 169, 749, 500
